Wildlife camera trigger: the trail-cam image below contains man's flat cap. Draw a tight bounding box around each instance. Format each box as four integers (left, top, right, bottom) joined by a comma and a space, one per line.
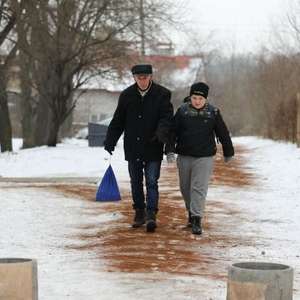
131, 64, 153, 75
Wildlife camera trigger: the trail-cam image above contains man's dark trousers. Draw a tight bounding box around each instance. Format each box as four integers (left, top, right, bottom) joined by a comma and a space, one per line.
128, 160, 161, 212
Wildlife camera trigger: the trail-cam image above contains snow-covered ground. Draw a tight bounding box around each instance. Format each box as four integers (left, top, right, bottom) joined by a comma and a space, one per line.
212, 137, 300, 296
0, 136, 300, 299
0, 138, 129, 181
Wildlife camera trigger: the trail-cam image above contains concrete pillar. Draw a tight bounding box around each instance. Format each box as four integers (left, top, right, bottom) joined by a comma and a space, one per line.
297, 93, 300, 147
227, 262, 293, 300
0, 258, 38, 300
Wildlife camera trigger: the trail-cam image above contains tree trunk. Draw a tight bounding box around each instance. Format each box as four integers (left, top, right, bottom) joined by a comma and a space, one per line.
0, 100, 13, 153
34, 96, 51, 146
19, 54, 36, 148
16, 4, 36, 149
21, 95, 36, 148
59, 113, 73, 139
297, 93, 300, 147
47, 117, 60, 147
59, 92, 74, 139
0, 68, 13, 152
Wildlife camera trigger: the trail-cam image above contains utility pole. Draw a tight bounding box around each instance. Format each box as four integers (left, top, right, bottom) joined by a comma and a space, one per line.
297, 93, 300, 147
230, 37, 236, 105
139, 0, 146, 57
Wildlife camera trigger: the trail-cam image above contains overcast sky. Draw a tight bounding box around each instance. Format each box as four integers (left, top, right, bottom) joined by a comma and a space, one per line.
172, 0, 289, 54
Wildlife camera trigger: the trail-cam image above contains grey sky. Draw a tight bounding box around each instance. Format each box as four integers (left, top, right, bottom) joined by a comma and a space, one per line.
173, 0, 288, 54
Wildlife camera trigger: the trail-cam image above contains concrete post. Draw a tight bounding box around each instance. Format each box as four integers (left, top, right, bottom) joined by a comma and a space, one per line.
227, 262, 293, 300
0, 258, 38, 300
297, 93, 300, 147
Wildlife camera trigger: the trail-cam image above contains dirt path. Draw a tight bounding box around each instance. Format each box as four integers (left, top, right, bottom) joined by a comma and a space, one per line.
52, 145, 256, 281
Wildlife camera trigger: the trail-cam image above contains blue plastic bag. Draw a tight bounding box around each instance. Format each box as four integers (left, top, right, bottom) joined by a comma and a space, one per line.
96, 164, 121, 202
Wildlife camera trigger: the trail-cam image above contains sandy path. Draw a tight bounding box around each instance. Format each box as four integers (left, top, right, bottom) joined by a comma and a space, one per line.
53, 145, 255, 280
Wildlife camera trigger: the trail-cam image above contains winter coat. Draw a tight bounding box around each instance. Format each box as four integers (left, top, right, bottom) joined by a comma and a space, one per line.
167, 100, 234, 158
104, 82, 173, 161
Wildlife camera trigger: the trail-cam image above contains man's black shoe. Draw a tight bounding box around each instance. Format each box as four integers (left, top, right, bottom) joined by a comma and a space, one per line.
146, 210, 157, 232
191, 216, 202, 235
132, 209, 145, 228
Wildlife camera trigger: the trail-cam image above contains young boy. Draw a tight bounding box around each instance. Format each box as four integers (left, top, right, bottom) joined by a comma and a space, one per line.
167, 82, 234, 234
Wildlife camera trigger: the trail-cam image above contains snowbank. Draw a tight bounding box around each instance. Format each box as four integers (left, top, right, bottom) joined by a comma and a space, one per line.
0, 139, 129, 182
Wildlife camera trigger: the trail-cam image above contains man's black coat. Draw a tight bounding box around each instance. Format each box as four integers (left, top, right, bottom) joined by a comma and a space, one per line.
104, 82, 173, 161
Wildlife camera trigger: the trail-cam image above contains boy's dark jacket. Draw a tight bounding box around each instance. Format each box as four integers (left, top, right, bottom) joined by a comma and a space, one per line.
166, 99, 234, 158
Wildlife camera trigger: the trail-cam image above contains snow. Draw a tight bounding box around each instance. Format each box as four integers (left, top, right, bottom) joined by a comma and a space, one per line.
0, 187, 129, 299
0, 138, 129, 181
208, 136, 300, 297
222, 136, 300, 256
170, 58, 204, 88
1, 136, 300, 299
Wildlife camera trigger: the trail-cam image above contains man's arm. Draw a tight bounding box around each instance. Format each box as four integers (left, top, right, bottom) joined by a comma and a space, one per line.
104, 94, 126, 153
214, 109, 234, 158
165, 108, 180, 154
155, 90, 174, 144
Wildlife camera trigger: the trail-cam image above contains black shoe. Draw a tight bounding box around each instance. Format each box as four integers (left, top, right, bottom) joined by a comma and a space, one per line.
191, 216, 202, 235
187, 211, 192, 227
146, 210, 157, 232
132, 209, 145, 228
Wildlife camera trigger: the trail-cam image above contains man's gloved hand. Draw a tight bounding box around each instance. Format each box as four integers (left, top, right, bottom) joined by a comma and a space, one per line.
166, 152, 176, 163
224, 156, 233, 163
104, 145, 114, 155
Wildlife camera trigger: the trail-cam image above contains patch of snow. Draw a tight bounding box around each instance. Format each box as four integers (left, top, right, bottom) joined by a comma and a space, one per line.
207, 136, 300, 297
1, 136, 300, 298
0, 187, 224, 300
170, 58, 204, 88
0, 187, 129, 299
74, 127, 88, 139
12, 138, 23, 151
0, 139, 128, 181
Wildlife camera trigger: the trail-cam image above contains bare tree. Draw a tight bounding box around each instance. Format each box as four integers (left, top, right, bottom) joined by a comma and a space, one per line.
0, 0, 19, 152
13, 0, 182, 147
287, 0, 300, 49
131, 0, 185, 56
12, 0, 135, 146
10, 0, 36, 148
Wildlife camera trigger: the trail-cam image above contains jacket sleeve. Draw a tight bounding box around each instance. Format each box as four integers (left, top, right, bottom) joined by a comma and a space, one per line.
155, 90, 174, 144
165, 108, 180, 154
214, 109, 234, 157
104, 93, 126, 149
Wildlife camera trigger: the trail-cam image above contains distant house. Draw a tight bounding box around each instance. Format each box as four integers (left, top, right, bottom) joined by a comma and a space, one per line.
4, 51, 206, 137
72, 88, 120, 131
72, 54, 206, 132
128, 54, 206, 91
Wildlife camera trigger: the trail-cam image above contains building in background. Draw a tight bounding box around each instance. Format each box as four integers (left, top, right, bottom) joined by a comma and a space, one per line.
4, 52, 206, 138
72, 88, 120, 133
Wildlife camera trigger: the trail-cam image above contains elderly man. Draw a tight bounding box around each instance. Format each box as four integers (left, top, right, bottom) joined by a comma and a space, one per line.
104, 64, 173, 232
